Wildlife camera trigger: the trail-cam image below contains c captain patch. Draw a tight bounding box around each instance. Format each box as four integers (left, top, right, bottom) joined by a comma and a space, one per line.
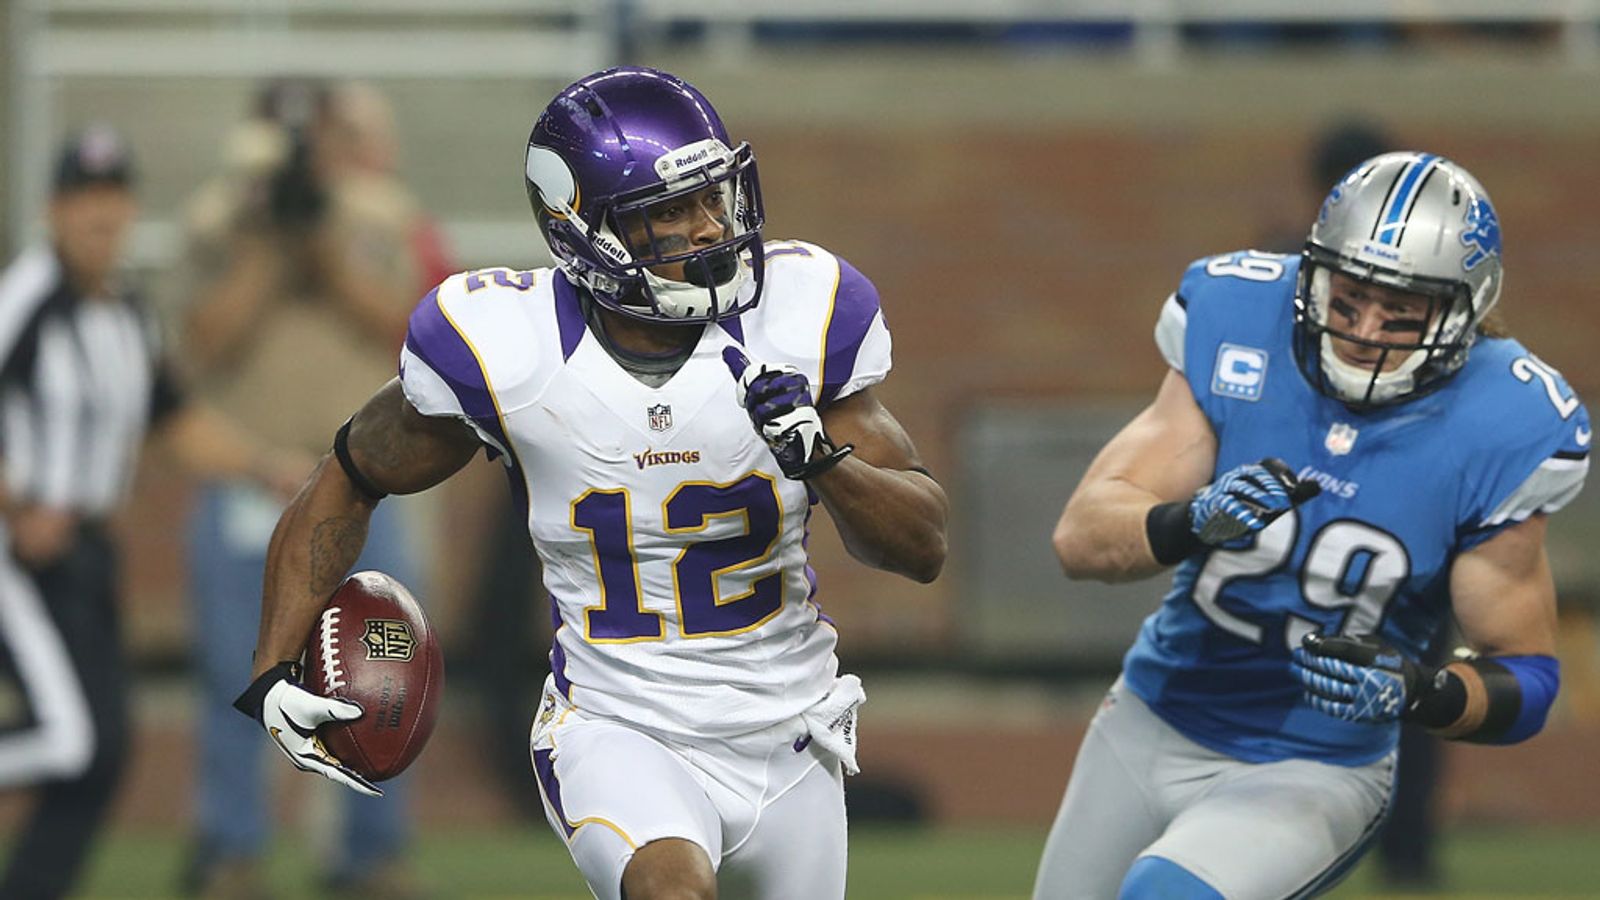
1211, 343, 1268, 401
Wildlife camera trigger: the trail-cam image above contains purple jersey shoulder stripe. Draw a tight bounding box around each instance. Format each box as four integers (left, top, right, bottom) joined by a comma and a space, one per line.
718, 315, 745, 344
403, 286, 515, 453
817, 256, 882, 406
532, 748, 575, 837
553, 270, 587, 362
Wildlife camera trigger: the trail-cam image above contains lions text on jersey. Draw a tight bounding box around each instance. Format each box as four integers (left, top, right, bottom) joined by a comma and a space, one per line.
397, 241, 891, 740
1126, 250, 1590, 764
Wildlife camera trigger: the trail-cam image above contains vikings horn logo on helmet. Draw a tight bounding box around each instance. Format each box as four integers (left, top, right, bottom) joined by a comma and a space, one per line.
525, 145, 579, 221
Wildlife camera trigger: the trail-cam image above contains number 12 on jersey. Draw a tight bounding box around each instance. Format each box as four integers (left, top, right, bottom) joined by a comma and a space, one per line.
572, 473, 786, 642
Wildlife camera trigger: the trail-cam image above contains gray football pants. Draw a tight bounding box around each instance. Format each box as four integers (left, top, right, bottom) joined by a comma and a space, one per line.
1033, 678, 1394, 900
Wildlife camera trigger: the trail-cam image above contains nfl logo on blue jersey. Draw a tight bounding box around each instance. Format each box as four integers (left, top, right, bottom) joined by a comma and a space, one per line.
648, 404, 673, 432
1211, 343, 1268, 401
1325, 422, 1359, 455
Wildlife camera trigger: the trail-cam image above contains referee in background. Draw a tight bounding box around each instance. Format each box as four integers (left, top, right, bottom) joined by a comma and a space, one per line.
0, 125, 306, 899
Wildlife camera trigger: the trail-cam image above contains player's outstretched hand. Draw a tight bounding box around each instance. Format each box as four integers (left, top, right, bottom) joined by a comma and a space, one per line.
1188, 458, 1320, 547
1292, 632, 1430, 724
233, 661, 383, 797
722, 346, 853, 480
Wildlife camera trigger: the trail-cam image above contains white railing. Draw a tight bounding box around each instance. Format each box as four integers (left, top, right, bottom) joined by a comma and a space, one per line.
11, 0, 1600, 262
633, 0, 1600, 66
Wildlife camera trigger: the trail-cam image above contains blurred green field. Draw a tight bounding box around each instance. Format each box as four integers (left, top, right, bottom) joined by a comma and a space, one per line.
62, 823, 1600, 898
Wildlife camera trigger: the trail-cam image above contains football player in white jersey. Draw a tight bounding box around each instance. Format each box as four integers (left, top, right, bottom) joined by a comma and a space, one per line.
231, 67, 948, 900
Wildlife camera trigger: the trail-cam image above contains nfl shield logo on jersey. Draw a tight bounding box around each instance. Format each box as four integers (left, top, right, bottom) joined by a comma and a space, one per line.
1325, 422, 1359, 456
648, 404, 673, 432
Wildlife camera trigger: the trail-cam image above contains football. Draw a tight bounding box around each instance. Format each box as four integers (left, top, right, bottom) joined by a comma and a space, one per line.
304, 570, 444, 781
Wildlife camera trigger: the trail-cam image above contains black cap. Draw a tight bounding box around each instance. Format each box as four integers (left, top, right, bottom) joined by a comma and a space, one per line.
53, 123, 135, 193
1311, 120, 1392, 190
253, 78, 331, 130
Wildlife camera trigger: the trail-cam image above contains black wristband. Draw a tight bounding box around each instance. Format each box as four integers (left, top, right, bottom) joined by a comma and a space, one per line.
333, 418, 388, 502
1145, 501, 1202, 566
232, 661, 301, 723
1407, 658, 1524, 742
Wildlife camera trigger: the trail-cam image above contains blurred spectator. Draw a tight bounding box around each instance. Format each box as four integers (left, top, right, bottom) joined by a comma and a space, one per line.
461, 484, 548, 822
1379, 631, 1455, 889
1263, 117, 1450, 890
0, 125, 304, 900
174, 80, 446, 900
1258, 118, 1393, 254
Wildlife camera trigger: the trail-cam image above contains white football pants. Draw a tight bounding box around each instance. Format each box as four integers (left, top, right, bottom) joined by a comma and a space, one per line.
530, 681, 847, 900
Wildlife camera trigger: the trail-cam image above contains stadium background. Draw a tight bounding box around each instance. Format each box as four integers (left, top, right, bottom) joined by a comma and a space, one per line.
2, 2, 1599, 896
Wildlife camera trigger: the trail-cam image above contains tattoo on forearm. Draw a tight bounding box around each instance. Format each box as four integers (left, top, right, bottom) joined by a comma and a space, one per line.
309, 517, 367, 595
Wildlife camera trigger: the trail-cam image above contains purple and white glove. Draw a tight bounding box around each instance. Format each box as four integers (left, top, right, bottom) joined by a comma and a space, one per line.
723, 346, 852, 480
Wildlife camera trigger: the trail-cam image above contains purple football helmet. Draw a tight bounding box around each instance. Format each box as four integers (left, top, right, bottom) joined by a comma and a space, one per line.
524, 67, 765, 323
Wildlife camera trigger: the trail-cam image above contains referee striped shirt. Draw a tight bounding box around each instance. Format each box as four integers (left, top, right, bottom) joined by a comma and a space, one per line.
0, 245, 182, 518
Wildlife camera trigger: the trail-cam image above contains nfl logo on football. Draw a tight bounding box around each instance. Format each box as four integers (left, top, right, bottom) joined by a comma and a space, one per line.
648, 403, 673, 432
1325, 422, 1358, 456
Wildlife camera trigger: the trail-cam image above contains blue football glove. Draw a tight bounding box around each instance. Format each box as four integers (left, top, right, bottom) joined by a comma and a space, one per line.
1189, 457, 1318, 547
723, 347, 853, 480
1292, 632, 1435, 724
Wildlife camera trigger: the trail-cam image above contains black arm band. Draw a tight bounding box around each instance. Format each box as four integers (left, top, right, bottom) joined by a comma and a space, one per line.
1145, 501, 1201, 566
333, 418, 388, 502
1406, 658, 1523, 742
232, 661, 302, 723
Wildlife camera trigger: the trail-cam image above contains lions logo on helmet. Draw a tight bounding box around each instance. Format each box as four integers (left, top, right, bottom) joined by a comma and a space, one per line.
1460, 197, 1501, 271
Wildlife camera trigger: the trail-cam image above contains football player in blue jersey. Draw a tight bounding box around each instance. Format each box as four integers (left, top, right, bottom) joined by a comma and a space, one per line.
230, 67, 948, 900
1033, 153, 1588, 899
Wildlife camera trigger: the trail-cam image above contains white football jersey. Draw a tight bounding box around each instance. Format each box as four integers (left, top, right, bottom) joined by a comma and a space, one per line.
398, 241, 892, 739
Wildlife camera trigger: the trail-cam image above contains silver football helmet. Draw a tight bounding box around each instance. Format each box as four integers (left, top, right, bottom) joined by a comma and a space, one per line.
1295, 152, 1503, 407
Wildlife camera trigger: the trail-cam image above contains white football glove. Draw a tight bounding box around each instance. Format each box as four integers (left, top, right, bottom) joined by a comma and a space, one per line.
234, 662, 381, 797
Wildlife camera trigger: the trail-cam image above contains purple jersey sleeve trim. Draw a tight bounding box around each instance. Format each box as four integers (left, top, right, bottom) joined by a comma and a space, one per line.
817, 256, 882, 406
403, 286, 514, 453
553, 271, 587, 362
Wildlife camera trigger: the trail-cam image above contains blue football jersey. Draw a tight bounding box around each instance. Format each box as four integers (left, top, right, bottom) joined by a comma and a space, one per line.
1123, 250, 1591, 765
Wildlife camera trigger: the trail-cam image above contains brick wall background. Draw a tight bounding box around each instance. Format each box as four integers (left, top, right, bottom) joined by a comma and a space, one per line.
39, 53, 1599, 830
